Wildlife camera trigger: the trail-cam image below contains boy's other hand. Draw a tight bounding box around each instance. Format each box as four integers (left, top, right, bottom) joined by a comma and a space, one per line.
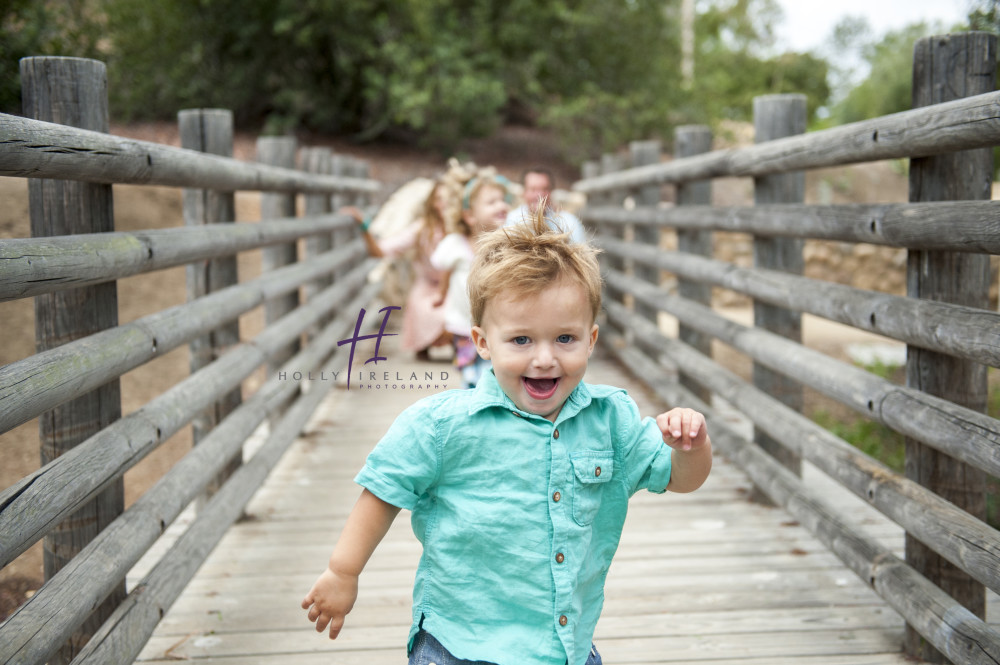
301, 567, 359, 639
656, 407, 708, 452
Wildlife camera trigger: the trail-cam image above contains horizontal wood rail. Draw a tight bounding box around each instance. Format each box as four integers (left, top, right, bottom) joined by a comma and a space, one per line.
0, 113, 380, 193
582, 201, 1000, 253
0, 213, 357, 301
574, 90, 1000, 193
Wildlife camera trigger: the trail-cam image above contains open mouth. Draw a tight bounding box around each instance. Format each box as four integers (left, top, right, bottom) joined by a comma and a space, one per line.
523, 377, 560, 400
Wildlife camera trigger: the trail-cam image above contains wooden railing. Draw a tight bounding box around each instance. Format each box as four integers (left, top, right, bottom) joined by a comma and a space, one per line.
575, 32, 1000, 665
0, 57, 381, 664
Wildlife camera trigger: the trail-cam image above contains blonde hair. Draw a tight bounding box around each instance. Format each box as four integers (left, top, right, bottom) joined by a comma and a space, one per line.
453, 169, 512, 236
468, 206, 602, 327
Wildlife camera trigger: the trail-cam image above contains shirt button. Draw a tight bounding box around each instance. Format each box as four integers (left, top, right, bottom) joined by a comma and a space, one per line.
559, 615, 568, 626
553, 429, 560, 439
595, 466, 602, 477
555, 552, 565, 563
552, 491, 561, 502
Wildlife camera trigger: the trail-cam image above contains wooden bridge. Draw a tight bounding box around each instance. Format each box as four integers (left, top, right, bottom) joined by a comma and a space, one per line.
2, 32, 1000, 665
134, 334, 980, 665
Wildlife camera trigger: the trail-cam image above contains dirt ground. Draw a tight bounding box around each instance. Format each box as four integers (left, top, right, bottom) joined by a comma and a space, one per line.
1, 122, 995, 622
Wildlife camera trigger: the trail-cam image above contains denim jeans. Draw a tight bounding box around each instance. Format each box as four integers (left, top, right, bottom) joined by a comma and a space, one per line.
408, 630, 603, 665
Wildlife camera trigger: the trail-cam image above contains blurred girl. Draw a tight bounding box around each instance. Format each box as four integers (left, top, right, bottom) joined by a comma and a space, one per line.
431, 171, 511, 387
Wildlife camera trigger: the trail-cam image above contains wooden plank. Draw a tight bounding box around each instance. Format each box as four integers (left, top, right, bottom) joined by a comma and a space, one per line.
572, 89, 1000, 192
599, 236, 1000, 367
0, 113, 380, 193
136, 339, 941, 664
582, 200, 1000, 254
0, 214, 356, 302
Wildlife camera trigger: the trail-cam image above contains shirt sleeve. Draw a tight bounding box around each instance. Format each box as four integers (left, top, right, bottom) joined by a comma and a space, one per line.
429, 233, 461, 272
613, 392, 673, 495
376, 221, 420, 259
354, 399, 441, 510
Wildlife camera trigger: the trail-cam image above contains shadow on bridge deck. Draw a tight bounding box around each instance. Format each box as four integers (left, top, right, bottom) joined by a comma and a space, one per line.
134, 334, 949, 664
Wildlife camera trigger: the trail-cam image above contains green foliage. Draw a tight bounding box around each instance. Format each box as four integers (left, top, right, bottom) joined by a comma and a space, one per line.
812, 408, 906, 473
688, 0, 830, 125
0, 0, 105, 113
6, 0, 836, 159
827, 23, 938, 125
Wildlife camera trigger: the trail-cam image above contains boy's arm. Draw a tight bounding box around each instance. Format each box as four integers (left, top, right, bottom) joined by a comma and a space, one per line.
656, 408, 713, 493
301, 489, 401, 639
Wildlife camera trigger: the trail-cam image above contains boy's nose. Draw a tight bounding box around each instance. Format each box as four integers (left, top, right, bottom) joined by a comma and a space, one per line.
532, 344, 556, 368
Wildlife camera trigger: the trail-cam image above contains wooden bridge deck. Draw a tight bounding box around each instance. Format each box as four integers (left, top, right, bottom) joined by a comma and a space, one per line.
133, 334, 994, 664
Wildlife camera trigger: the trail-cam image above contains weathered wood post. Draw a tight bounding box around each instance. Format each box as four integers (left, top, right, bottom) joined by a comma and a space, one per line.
301, 147, 334, 333
21, 55, 125, 664
674, 125, 714, 404
179, 109, 242, 505
257, 136, 301, 379
349, 158, 372, 272
600, 152, 629, 338
904, 31, 995, 663
629, 140, 662, 324
329, 153, 352, 280
751, 94, 806, 502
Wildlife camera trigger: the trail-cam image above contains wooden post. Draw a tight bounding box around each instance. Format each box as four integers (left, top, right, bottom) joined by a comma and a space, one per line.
629, 140, 662, 324
301, 147, 333, 332
751, 94, 806, 502
601, 152, 629, 338
257, 137, 300, 375
330, 153, 352, 280
675, 125, 713, 404
350, 159, 372, 271
179, 109, 242, 506
904, 32, 995, 663
21, 55, 125, 664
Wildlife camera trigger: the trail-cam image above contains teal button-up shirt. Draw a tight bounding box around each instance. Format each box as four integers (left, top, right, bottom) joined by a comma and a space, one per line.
355, 370, 673, 665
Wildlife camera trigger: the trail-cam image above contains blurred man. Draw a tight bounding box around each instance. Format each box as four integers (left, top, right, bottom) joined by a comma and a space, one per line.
504, 167, 586, 244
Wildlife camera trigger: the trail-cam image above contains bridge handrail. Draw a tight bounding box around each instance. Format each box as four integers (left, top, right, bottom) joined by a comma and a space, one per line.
578, 31, 1000, 665
0, 113, 380, 193
0, 56, 383, 665
574, 90, 1000, 193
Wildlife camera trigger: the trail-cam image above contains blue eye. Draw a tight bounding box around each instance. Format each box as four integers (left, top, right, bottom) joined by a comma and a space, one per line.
513, 336, 529, 345
557, 334, 574, 344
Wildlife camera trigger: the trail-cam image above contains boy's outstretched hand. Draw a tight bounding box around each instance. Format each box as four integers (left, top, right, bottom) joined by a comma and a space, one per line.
657, 407, 712, 493
301, 568, 359, 640
657, 407, 709, 452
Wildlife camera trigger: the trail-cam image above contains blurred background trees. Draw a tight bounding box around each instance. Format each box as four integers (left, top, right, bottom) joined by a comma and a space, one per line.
0, 0, 980, 162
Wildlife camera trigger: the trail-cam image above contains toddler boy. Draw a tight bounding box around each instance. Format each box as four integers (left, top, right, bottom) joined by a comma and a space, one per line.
302, 213, 712, 665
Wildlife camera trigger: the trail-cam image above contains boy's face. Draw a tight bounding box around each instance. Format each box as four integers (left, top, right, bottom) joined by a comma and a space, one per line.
471, 278, 598, 423
463, 184, 508, 233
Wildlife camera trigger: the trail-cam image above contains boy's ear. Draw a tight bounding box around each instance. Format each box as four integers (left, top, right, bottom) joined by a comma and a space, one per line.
588, 323, 599, 356
471, 326, 491, 359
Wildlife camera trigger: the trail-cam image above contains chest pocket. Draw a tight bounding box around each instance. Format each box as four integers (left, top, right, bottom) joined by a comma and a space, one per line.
570, 452, 614, 526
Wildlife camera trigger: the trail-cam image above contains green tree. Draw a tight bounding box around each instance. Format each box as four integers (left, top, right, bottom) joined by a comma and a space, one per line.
828, 22, 944, 125
0, 0, 105, 114
686, 0, 829, 124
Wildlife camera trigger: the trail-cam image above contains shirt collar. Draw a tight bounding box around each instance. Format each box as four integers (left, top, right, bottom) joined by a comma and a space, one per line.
468, 369, 594, 423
